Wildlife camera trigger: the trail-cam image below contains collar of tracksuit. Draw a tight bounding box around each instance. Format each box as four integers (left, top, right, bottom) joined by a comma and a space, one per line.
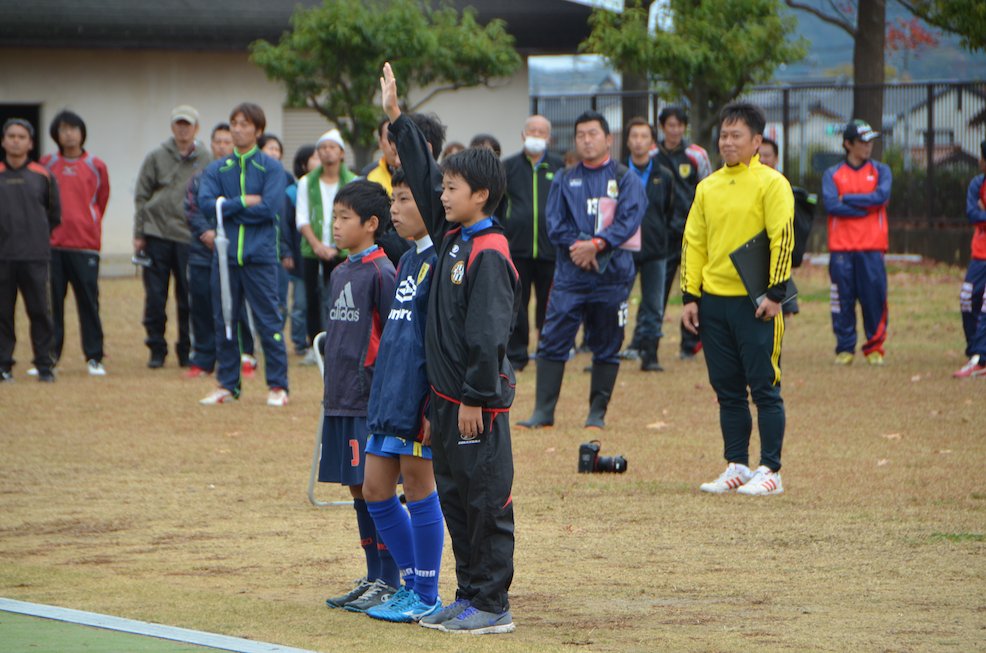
348, 243, 379, 262
629, 157, 653, 184
461, 217, 494, 241
235, 145, 259, 164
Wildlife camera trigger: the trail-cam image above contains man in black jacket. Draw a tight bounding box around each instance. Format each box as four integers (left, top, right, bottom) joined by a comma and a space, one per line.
624, 118, 676, 371
0, 119, 61, 382
500, 115, 564, 371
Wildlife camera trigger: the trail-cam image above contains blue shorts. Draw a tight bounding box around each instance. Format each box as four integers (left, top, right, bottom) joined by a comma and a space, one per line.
365, 434, 432, 460
318, 415, 368, 486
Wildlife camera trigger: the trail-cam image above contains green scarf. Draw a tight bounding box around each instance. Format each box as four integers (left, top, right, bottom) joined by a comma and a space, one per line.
300, 163, 356, 259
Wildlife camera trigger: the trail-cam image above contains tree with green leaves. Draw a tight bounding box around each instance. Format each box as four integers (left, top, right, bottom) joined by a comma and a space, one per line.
250, 0, 521, 167
582, 0, 807, 153
898, 0, 986, 51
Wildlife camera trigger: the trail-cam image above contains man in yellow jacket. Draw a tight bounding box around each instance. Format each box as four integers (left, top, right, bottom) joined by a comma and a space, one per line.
681, 102, 794, 496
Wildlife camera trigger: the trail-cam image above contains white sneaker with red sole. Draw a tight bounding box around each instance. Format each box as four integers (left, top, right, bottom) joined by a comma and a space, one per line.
699, 462, 753, 494
200, 388, 235, 405
267, 387, 288, 407
737, 466, 784, 496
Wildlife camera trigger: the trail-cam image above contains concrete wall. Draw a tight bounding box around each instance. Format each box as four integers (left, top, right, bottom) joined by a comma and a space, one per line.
1, 47, 530, 266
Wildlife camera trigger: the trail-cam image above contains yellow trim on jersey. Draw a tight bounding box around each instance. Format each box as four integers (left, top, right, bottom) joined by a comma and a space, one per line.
412, 441, 423, 458
771, 312, 785, 385
682, 154, 795, 298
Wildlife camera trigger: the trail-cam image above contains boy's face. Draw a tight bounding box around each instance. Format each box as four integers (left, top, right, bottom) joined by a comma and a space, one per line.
2, 125, 33, 158
229, 113, 260, 151
441, 172, 488, 224
57, 122, 83, 152
332, 203, 377, 251
718, 118, 761, 166
391, 184, 427, 240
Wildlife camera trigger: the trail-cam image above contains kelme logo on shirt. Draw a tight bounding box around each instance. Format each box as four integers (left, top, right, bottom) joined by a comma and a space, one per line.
329, 282, 360, 322
450, 260, 465, 285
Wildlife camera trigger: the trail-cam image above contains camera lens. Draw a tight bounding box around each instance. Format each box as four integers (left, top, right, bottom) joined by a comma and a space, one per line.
597, 455, 628, 473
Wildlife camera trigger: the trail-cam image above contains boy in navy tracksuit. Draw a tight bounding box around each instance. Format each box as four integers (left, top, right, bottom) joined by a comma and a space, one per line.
197, 103, 289, 405
319, 181, 401, 613
360, 168, 445, 624
953, 139, 986, 378
382, 63, 520, 634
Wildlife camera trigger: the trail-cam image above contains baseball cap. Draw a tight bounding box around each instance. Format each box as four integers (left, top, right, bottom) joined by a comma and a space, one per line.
843, 119, 880, 143
171, 105, 200, 125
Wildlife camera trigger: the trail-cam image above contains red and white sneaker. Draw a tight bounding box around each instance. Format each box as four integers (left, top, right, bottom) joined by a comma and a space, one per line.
952, 355, 986, 378
200, 387, 235, 405
183, 365, 211, 379
241, 354, 258, 379
737, 466, 784, 496
267, 387, 288, 407
699, 463, 752, 494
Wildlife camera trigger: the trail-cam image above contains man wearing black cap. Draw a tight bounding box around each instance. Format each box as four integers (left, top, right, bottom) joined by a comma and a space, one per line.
953, 140, 986, 378
821, 119, 892, 367
0, 119, 61, 382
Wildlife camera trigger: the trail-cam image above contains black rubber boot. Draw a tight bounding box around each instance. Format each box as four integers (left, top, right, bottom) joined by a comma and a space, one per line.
517, 359, 566, 429
585, 362, 619, 429
640, 339, 664, 372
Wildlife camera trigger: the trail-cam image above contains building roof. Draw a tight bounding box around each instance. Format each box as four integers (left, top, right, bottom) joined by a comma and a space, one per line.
0, 0, 592, 54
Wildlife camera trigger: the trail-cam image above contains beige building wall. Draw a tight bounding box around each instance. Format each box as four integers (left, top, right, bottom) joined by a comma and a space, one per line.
1, 48, 530, 263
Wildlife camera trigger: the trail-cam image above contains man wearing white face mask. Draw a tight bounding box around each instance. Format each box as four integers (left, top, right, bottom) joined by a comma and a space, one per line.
500, 115, 564, 371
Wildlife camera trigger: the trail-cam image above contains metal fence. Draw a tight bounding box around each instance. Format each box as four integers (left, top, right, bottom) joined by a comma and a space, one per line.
532, 81, 986, 234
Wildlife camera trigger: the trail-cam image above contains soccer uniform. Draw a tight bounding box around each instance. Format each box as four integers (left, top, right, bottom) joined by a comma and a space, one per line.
197, 146, 289, 396
42, 152, 109, 365
390, 113, 520, 615
318, 245, 396, 485
822, 157, 892, 357
961, 174, 986, 359
681, 154, 794, 472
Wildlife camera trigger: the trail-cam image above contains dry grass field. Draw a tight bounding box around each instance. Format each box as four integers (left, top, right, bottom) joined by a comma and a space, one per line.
1, 263, 983, 653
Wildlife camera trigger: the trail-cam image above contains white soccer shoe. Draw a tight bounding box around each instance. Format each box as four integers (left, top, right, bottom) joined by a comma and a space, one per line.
200, 388, 235, 405
736, 465, 784, 496
699, 463, 753, 494
267, 388, 289, 407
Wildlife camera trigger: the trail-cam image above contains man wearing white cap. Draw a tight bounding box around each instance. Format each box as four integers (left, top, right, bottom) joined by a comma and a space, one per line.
134, 105, 211, 369
295, 128, 356, 360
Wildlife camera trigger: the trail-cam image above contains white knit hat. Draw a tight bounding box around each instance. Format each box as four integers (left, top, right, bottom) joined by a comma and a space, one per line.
316, 128, 346, 150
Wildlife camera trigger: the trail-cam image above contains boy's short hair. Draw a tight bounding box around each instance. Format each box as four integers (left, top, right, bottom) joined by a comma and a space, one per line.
440, 147, 506, 215
395, 113, 446, 162
230, 102, 266, 134
334, 179, 392, 237
760, 137, 779, 156
574, 110, 610, 136
658, 106, 689, 127
718, 102, 766, 136
211, 122, 231, 139
625, 116, 657, 143
49, 110, 86, 152
391, 167, 407, 188
469, 133, 502, 158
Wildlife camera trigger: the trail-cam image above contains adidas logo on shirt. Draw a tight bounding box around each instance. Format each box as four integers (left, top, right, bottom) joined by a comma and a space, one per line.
388, 275, 417, 322
329, 282, 360, 322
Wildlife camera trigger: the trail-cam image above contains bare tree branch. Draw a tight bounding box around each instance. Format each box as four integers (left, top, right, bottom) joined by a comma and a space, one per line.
785, 0, 856, 36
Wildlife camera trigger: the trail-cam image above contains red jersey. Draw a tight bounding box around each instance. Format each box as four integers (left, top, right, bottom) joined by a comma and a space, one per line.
41, 152, 110, 251
822, 159, 892, 252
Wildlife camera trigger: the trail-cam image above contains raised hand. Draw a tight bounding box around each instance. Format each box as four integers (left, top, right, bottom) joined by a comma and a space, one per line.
380, 62, 401, 123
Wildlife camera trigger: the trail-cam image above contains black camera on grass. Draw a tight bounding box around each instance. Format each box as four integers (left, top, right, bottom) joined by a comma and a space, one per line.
578, 440, 627, 473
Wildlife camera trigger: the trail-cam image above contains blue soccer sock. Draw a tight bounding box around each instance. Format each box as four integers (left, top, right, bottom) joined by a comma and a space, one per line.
366, 495, 412, 591
353, 499, 381, 581
407, 491, 444, 605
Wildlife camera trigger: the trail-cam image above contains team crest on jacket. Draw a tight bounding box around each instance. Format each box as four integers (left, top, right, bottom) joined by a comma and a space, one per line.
606, 179, 619, 199
678, 163, 692, 179
417, 262, 430, 284
450, 260, 465, 285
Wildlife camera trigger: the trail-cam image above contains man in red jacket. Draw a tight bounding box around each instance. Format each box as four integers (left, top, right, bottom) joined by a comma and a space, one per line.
41, 110, 110, 376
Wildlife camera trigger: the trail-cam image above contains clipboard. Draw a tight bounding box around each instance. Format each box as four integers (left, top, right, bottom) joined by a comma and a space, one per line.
728, 230, 798, 309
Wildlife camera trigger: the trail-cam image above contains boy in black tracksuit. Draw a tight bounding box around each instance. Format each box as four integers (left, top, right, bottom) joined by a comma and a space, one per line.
383, 63, 519, 635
